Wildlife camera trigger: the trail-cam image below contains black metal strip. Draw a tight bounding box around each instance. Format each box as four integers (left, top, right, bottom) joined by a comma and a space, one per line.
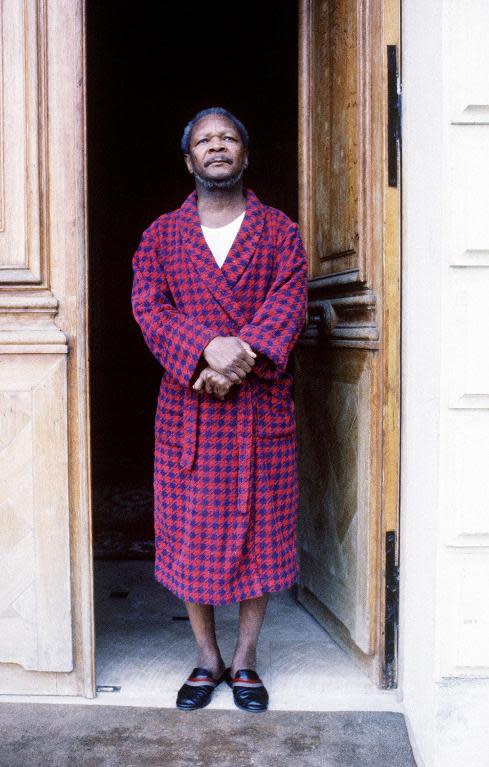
387, 45, 400, 187
384, 529, 399, 687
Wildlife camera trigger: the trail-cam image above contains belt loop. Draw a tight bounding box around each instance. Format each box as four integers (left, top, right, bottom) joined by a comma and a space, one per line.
180, 387, 199, 471
237, 379, 254, 515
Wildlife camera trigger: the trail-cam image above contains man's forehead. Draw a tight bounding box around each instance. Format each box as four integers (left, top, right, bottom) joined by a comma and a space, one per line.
191, 115, 240, 139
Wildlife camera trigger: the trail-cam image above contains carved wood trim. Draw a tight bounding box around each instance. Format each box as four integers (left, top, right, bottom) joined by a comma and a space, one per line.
0, 292, 67, 352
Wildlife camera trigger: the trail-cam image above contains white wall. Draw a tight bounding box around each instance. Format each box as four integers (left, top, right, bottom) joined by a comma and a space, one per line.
400, 1, 489, 765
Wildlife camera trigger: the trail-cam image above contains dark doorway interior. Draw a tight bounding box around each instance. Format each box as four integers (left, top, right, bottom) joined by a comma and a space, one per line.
87, 0, 298, 559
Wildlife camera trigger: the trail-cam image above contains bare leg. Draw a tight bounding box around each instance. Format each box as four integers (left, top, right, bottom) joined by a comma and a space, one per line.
231, 592, 270, 675
184, 601, 226, 679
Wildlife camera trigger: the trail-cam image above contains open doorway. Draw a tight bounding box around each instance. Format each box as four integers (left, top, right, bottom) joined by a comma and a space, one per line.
86, 0, 393, 707
87, 0, 299, 564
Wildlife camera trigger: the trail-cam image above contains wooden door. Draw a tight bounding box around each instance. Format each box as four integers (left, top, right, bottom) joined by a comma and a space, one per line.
0, 1, 94, 696
294, 0, 401, 686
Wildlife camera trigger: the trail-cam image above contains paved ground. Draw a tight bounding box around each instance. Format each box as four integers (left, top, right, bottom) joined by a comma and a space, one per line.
0, 704, 416, 766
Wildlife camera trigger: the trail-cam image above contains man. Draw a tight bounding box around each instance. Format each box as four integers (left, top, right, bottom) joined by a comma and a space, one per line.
131, 107, 308, 712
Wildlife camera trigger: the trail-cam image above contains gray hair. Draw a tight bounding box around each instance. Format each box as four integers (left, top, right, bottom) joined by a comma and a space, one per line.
180, 107, 249, 154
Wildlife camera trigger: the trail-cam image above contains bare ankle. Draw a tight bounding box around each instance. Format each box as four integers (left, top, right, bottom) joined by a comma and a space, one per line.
196, 648, 225, 677
231, 647, 257, 674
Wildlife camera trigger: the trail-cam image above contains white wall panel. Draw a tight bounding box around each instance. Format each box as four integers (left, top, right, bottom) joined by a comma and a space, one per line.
446, 0, 489, 125
437, 0, 489, 679
443, 412, 489, 546
401, 0, 489, 764
448, 274, 489, 409
438, 550, 489, 675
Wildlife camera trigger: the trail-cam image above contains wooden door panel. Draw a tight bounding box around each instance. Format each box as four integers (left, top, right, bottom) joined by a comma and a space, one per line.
0, 356, 72, 672
0, 0, 45, 283
0, 1, 92, 695
0, 0, 73, 677
296, 0, 400, 685
311, 0, 360, 276
295, 348, 375, 655
301, 0, 382, 284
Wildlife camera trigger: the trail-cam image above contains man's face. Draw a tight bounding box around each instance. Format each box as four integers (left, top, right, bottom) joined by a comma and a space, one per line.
184, 114, 248, 189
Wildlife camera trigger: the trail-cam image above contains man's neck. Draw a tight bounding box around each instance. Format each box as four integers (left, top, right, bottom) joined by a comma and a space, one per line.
196, 182, 247, 227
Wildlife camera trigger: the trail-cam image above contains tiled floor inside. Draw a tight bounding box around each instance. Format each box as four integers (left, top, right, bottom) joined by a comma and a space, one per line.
94, 560, 401, 711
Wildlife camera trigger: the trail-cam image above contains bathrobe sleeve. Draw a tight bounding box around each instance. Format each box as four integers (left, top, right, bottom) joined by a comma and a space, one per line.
238, 222, 308, 378
131, 222, 220, 387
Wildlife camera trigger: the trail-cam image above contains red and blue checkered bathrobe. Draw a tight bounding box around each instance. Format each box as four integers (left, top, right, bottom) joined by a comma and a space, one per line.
131, 188, 308, 605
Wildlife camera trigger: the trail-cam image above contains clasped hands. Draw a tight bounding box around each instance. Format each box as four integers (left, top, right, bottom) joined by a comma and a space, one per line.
192, 336, 257, 401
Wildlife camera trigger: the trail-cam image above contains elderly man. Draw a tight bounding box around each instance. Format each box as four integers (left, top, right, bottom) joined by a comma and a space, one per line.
131, 107, 308, 712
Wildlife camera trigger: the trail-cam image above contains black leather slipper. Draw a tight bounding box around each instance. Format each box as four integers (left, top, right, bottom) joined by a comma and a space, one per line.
226, 668, 269, 712
176, 666, 227, 710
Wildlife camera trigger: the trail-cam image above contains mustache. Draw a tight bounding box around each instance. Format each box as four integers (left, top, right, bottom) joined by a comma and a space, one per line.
205, 157, 233, 167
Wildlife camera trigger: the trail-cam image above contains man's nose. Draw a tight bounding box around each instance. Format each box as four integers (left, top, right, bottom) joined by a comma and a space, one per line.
208, 137, 226, 151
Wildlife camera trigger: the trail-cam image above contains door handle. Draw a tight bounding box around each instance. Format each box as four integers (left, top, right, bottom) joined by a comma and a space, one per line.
306, 301, 338, 340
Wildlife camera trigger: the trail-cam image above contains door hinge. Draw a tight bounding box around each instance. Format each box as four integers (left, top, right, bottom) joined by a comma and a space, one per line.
383, 529, 399, 688
387, 44, 402, 188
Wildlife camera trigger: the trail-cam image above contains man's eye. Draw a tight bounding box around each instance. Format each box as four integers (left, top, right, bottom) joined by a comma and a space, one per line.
224, 136, 236, 141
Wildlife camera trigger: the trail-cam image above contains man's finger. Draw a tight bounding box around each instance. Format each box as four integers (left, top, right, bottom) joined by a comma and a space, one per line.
233, 367, 247, 380
207, 368, 236, 385
238, 350, 256, 367
225, 369, 242, 383
238, 360, 253, 374
239, 340, 257, 359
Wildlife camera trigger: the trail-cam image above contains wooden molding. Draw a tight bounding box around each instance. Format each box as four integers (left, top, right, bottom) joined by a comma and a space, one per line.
0, 291, 67, 352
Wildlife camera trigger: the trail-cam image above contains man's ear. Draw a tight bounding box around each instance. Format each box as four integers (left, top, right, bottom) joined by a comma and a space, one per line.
184, 154, 193, 174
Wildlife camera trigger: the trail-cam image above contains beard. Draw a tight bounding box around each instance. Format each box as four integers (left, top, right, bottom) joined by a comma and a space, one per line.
193, 164, 246, 191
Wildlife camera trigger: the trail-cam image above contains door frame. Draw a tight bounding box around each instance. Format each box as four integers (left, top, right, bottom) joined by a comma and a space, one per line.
79, 0, 401, 697
0, 0, 399, 701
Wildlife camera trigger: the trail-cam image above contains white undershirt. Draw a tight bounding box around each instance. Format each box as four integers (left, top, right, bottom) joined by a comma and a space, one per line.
201, 211, 246, 268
